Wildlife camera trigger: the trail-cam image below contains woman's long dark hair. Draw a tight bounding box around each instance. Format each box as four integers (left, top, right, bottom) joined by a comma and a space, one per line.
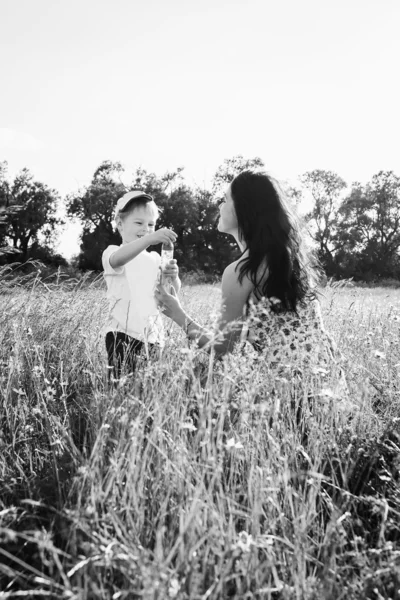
231, 170, 319, 312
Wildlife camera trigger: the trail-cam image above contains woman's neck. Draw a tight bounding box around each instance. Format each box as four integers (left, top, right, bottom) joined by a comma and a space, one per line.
231, 229, 246, 252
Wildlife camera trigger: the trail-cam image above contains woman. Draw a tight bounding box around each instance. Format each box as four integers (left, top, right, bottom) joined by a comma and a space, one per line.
155, 169, 337, 370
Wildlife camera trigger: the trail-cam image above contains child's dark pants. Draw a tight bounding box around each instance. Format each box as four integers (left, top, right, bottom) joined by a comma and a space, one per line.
105, 331, 155, 380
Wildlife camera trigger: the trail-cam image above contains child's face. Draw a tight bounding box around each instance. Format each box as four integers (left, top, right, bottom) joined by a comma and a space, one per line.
118, 203, 158, 244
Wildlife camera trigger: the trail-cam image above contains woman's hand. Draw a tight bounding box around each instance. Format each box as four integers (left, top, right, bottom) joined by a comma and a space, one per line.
155, 280, 184, 322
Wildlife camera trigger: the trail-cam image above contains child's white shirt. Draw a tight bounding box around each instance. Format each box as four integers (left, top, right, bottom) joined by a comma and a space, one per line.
102, 245, 164, 346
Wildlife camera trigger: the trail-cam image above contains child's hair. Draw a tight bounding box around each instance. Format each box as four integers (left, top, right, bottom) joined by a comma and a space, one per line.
115, 191, 159, 223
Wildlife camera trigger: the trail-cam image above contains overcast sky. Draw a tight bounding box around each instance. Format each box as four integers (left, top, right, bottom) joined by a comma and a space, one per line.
1, 0, 399, 257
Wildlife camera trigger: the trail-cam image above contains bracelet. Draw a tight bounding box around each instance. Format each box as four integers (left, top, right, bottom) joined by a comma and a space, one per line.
185, 319, 194, 335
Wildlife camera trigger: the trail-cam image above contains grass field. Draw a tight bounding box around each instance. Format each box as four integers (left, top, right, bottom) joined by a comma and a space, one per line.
0, 275, 400, 599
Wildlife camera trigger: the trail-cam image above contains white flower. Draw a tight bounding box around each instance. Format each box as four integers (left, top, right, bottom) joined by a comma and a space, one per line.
233, 531, 254, 553
319, 388, 335, 398
312, 366, 329, 375
226, 437, 244, 449
168, 578, 180, 598
180, 422, 197, 431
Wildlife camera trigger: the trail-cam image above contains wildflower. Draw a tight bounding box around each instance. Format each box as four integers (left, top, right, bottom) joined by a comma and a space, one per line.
226, 437, 244, 449
0, 529, 17, 543
12, 388, 26, 396
180, 422, 197, 432
311, 366, 329, 375
233, 531, 254, 553
168, 578, 180, 598
117, 375, 132, 388
318, 388, 336, 398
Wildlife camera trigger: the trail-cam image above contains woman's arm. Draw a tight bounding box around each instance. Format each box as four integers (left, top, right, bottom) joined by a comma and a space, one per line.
156, 260, 253, 356
171, 277, 182, 295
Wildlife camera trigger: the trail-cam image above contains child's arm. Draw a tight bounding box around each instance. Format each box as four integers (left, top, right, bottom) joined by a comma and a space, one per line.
110, 228, 177, 269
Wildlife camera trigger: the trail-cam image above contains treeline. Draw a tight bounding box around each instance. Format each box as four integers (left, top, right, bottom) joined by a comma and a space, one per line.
1, 156, 400, 282
0, 162, 66, 267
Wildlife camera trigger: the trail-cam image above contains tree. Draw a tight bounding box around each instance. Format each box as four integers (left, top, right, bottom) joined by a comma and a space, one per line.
300, 170, 347, 275
284, 184, 303, 207
158, 185, 237, 274
194, 186, 238, 273
0, 164, 63, 263
67, 160, 125, 233
368, 171, 400, 272
338, 171, 400, 279
0, 161, 18, 255
212, 155, 265, 196
67, 161, 125, 270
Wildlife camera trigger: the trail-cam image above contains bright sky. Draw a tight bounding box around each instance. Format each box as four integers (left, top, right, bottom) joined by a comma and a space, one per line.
1, 0, 399, 258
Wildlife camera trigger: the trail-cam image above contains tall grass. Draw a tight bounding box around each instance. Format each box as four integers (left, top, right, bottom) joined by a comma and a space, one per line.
0, 273, 399, 599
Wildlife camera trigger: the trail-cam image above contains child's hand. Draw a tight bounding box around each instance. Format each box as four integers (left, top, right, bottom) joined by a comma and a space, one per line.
148, 228, 177, 246
161, 259, 179, 281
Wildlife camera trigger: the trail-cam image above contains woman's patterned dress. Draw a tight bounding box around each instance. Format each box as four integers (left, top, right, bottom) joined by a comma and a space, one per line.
240, 295, 349, 401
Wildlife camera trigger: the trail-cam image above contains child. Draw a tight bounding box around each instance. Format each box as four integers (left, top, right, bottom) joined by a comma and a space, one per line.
102, 190, 179, 379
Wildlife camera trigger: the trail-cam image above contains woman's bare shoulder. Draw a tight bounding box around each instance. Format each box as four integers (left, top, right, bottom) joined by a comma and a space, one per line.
220, 260, 253, 302
222, 257, 250, 287
223, 256, 268, 292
